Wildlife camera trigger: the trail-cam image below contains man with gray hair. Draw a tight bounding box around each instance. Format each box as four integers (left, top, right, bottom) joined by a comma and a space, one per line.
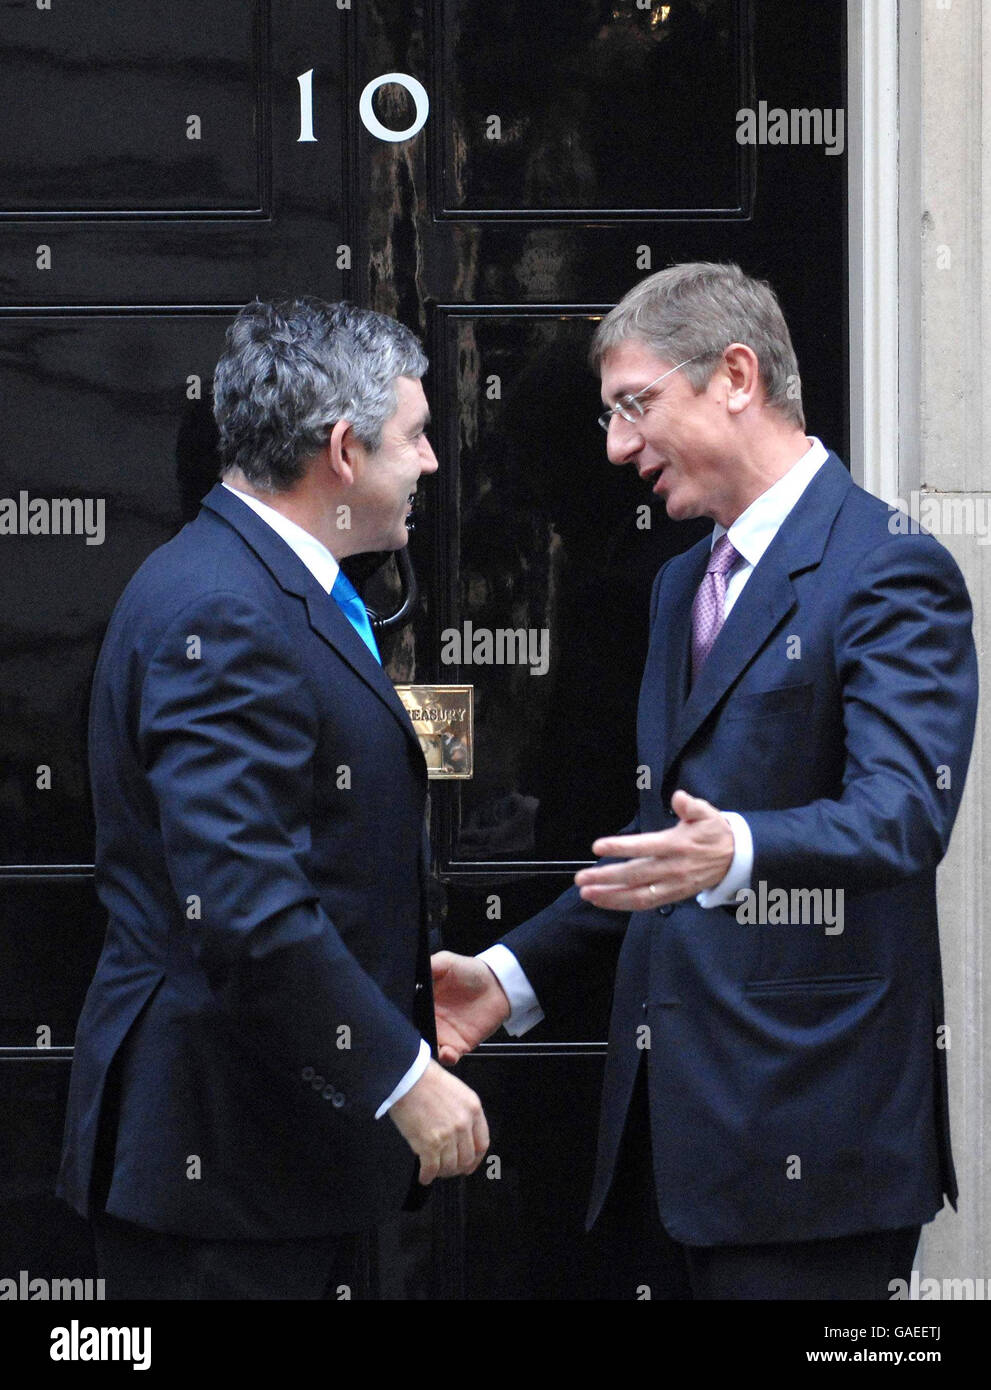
432, 262, 977, 1299
58, 297, 488, 1298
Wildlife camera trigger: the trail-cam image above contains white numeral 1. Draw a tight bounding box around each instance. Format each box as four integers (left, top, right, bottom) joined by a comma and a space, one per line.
297, 69, 316, 142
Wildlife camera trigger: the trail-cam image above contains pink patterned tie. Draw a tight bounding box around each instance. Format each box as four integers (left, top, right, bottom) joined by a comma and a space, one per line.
691, 533, 741, 682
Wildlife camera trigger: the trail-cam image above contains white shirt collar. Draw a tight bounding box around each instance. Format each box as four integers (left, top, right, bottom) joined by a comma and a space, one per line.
711, 436, 829, 567
221, 481, 340, 594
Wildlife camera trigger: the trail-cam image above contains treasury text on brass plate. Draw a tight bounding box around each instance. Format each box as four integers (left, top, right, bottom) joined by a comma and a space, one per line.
394, 685, 473, 779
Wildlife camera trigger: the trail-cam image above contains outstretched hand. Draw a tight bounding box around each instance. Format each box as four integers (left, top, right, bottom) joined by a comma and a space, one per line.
430, 951, 511, 1066
573, 789, 734, 911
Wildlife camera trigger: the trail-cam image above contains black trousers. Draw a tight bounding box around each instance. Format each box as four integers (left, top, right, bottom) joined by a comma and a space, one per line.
91, 1210, 358, 1300
593, 1067, 921, 1301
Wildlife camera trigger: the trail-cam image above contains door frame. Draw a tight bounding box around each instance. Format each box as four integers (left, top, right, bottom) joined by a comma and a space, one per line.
848, 0, 917, 503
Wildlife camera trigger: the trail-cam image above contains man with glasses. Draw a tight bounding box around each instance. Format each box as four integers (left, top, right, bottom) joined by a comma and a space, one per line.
431, 262, 978, 1299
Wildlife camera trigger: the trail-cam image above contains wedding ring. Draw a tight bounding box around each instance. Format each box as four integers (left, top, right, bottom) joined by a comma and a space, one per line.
647, 883, 658, 899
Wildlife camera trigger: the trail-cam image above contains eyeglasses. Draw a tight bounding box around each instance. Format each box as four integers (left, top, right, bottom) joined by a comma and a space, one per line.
597, 352, 710, 432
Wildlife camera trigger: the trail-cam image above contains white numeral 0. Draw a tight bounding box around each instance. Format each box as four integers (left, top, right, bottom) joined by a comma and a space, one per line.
358, 72, 430, 143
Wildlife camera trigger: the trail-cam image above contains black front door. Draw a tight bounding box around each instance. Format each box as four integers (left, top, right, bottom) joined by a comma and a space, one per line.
0, 0, 846, 1298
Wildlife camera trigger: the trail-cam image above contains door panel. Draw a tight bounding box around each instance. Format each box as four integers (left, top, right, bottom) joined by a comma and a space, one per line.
0, 311, 232, 865
0, 1, 263, 214
0, 879, 104, 1047
0, 0, 345, 304
431, 0, 752, 218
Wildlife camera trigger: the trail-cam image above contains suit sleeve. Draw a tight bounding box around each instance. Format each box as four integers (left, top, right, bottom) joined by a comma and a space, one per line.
499, 860, 634, 1026
137, 591, 423, 1120
747, 532, 979, 893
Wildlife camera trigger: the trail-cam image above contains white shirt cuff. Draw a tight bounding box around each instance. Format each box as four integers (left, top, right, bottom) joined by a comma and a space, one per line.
477, 944, 544, 1036
696, 811, 754, 908
375, 1038, 432, 1119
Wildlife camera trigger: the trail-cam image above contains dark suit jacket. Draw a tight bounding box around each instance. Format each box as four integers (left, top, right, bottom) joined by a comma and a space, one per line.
504, 454, 978, 1247
57, 484, 434, 1239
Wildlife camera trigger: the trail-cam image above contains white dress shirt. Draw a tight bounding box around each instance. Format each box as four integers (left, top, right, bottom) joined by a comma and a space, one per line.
221, 481, 432, 1111
481, 437, 830, 1034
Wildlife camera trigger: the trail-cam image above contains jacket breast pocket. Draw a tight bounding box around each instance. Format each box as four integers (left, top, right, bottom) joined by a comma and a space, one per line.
723, 681, 814, 721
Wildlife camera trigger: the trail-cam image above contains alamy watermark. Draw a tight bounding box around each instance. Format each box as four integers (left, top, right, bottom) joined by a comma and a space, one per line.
887, 492, 991, 545
0, 1269, 105, 1300
50, 1320, 150, 1371
0, 491, 105, 545
441, 622, 550, 677
736, 102, 845, 157
890, 1272, 990, 1300
736, 882, 845, 936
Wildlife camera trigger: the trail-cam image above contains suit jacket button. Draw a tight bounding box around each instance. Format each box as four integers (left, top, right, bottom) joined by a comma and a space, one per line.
415, 982, 423, 993
302, 1066, 315, 1081
659, 904, 674, 917
312, 1074, 325, 1090
322, 1085, 335, 1100
332, 1092, 345, 1108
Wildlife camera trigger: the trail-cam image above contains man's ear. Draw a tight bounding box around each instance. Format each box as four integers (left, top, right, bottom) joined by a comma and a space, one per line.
327, 417, 366, 486
722, 343, 761, 416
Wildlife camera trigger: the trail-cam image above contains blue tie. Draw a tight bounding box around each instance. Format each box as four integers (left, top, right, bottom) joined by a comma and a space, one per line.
330, 570, 381, 664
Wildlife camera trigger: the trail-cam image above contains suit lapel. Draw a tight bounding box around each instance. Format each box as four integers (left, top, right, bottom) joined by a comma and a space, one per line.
633, 538, 709, 798
200, 484, 424, 758
664, 554, 796, 777
661, 453, 854, 778
301, 585, 426, 754
647, 541, 708, 773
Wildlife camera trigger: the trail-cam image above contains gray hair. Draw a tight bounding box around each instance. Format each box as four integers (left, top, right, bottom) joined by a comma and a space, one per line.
213, 297, 428, 490
590, 262, 805, 429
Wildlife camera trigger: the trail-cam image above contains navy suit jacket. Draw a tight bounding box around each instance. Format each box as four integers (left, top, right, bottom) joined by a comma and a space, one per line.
504, 454, 978, 1246
58, 484, 433, 1239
